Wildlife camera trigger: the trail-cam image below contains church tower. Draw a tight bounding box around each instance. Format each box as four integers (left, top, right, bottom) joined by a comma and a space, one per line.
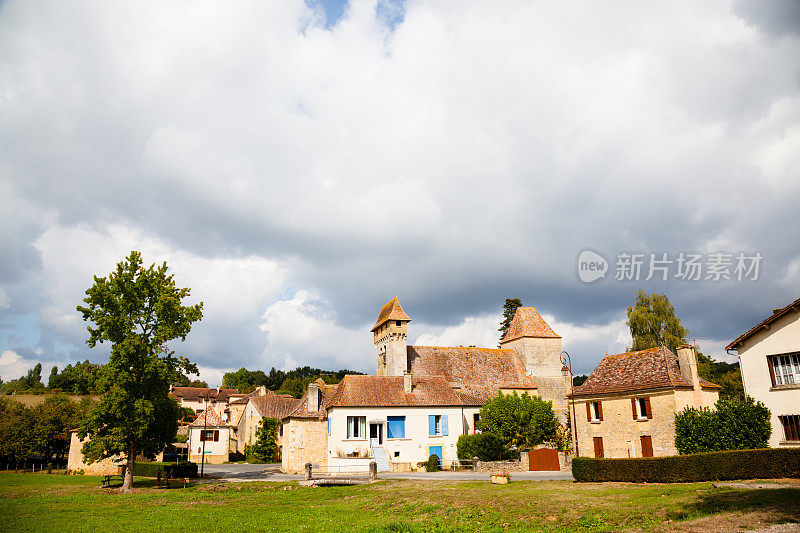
500, 307, 568, 418
372, 297, 411, 376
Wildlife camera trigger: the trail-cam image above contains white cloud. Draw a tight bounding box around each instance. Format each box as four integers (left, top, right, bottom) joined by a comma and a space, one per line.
414, 313, 502, 348
0, 349, 59, 382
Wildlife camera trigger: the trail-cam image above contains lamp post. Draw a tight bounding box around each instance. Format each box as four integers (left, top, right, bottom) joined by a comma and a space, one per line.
200, 391, 211, 479
561, 351, 579, 457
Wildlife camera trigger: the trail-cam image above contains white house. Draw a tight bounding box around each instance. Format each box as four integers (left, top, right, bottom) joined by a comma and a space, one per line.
727, 297, 800, 448
187, 408, 237, 464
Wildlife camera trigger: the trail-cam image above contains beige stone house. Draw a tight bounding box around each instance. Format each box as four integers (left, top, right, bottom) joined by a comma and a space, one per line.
237, 391, 300, 455
279, 298, 570, 473
187, 408, 237, 464
726, 297, 800, 447
570, 345, 720, 458
169, 386, 242, 423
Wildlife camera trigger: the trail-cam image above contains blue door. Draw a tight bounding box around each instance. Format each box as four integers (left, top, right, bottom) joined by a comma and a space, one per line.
429, 446, 443, 463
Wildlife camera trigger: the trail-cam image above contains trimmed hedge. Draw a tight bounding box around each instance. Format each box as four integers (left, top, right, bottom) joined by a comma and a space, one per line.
573, 448, 800, 483
131, 461, 198, 479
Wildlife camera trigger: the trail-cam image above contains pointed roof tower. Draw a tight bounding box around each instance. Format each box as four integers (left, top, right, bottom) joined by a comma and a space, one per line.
500, 306, 560, 343
371, 297, 411, 332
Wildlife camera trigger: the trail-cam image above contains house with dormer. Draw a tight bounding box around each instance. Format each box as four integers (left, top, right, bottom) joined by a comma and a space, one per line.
279, 297, 571, 473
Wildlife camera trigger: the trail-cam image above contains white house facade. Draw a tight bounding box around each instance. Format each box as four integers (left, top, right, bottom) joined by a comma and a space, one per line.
727, 297, 800, 448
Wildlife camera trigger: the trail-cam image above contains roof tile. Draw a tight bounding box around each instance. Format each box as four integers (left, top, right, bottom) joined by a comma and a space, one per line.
500, 307, 560, 343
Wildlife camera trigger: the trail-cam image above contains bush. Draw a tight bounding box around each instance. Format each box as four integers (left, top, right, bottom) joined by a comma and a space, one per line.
675, 396, 770, 454
479, 392, 558, 449
572, 448, 800, 483
131, 461, 198, 478
457, 433, 512, 461
425, 454, 440, 472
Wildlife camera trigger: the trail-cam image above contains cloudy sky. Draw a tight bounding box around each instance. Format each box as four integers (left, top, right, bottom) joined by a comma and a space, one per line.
1, 0, 799, 385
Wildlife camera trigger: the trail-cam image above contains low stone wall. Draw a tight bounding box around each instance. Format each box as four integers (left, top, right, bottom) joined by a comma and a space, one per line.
475, 458, 528, 473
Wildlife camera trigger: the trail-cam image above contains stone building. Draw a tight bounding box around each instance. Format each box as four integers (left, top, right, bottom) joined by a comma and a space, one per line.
726, 296, 800, 447
187, 408, 237, 464
67, 431, 124, 475
570, 345, 720, 458
279, 297, 570, 473
236, 391, 299, 455
169, 386, 242, 422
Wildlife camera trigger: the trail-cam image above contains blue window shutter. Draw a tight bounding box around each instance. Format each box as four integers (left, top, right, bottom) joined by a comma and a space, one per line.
428, 415, 435, 436
442, 415, 449, 436
327, 416, 331, 435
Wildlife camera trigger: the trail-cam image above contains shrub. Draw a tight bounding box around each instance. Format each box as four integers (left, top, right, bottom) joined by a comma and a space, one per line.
425, 454, 441, 472
457, 433, 513, 461
132, 461, 198, 478
675, 396, 770, 454
480, 392, 558, 449
572, 448, 800, 483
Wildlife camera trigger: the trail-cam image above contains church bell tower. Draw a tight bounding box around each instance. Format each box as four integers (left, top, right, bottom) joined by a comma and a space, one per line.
372, 297, 411, 376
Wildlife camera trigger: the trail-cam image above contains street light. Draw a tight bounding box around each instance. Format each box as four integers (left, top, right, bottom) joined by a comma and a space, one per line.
199, 390, 212, 479
561, 351, 579, 457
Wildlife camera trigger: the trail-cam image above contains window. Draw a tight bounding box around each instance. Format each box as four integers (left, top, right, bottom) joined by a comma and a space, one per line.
428, 414, 448, 436
631, 397, 652, 420
396, 320, 401, 326
387, 416, 406, 439
327, 417, 331, 435
347, 416, 366, 439
394, 451, 400, 458
593, 437, 604, 458
779, 415, 800, 442
640, 435, 653, 457
200, 429, 219, 442
769, 353, 800, 386
586, 401, 603, 422
473, 413, 481, 434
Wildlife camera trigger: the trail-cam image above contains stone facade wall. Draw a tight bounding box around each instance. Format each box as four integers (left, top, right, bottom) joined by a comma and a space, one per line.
574, 390, 681, 458
502, 336, 569, 423
282, 418, 328, 474
67, 431, 124, 475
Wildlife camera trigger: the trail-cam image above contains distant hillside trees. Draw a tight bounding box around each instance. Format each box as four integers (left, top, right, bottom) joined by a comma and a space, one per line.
222, 366, 364, 398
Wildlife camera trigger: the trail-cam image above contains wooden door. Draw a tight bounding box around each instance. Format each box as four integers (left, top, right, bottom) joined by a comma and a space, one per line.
528, 449, 560, 471
593, 437, 604, 458
640, 435, 653, 457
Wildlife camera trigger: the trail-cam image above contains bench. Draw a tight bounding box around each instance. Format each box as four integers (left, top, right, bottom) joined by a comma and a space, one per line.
101, 474, 124, 488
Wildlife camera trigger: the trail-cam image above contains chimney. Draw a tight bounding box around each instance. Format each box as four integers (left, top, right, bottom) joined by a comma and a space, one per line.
676, 344, 700, 390
403, 373, 412, 394
308, 382, 320, 413
774, 308, 783, 315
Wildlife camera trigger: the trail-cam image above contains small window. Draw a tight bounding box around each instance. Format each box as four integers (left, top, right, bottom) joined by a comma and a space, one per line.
779, 415, 800, 441
394, 451, 400, 458
347, 416, 366, 439
586, 401, 603, 422
638, 398, 647, 419
396, 320, 401, 327
435, 415, 442, 435
387, 416, 406, 439
473, 413, 481, 434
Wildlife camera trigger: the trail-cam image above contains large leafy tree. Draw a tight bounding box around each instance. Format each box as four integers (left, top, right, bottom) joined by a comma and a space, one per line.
479, 392, 558, 449
626, 289, 689, 353
498, 298, 523, 342
76, 251, 203, 492
246, 417, 281, 463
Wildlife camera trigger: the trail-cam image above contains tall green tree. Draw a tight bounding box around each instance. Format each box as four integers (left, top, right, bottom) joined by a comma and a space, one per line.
498, 298, 523, 341
479, 392, 558, 449
626, 289, 689, 353
76, 251, 203, 492
246, 417, 281, 463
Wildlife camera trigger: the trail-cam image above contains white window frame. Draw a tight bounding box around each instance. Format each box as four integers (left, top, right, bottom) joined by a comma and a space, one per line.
637, 398, 648, 420
591, 402, 600, 422
347, 416, 366, 439
772, 353, 800, 386
434, 415, 442, 435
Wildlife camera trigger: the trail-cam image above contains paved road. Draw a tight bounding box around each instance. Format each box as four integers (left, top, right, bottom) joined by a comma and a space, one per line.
199, 463, 573, 482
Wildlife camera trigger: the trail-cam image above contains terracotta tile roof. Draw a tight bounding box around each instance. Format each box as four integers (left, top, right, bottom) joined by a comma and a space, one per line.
325, 375, 482, 408
726, 296, 800, 351
500, 307, 560, 343
189, 408, 230, 427
250, 394, 301, 420
408, 345, 536, 401
287, 379, 340, 419
570, 347, 720, 397
371, 297, 411, 332
228, 391, 259, 405
170, 387, 240, 402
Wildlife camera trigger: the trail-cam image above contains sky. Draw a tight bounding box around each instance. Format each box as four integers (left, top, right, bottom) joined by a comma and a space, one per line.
1, 0, 799, 386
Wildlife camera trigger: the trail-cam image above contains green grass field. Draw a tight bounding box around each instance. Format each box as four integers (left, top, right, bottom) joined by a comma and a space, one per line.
1, 473, 798, 532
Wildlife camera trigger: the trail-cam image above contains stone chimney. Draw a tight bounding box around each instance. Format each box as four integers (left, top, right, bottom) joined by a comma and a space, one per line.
403, 373, 412, 394
676, 344, 700, 390
308, 382, 320, 413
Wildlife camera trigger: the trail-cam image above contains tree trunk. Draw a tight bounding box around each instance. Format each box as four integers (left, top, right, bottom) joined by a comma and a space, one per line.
121, 442, 136, 493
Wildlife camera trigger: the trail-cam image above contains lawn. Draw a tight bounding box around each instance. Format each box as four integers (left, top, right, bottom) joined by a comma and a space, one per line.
0, 473, 798, 532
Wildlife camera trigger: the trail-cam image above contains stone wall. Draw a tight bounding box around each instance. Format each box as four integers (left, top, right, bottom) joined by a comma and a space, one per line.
67, 431, 124, 475
282, 418, 328, 474
574, 390, 682, 458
